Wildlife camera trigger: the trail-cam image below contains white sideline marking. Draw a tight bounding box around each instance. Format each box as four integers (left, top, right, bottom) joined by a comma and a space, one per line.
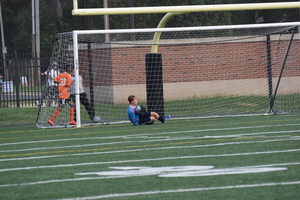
1, 123, 299, 147
0, 147, 299, 172
1, 130, 300, 153
57, 181, 300, 200
0, 137, 299, 162
0, 162, 299, 188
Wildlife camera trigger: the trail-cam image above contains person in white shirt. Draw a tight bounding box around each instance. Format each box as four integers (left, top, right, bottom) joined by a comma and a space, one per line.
69, 68, 95, 122
37, 62, 60, 106
41, 62, 60, 88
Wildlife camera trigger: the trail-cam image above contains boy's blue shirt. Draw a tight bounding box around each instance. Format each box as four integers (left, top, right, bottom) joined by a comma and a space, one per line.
127, 105, 139, 125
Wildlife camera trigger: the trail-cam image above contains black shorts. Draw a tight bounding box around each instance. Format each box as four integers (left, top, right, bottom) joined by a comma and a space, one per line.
139, 112, 153, 125
48, 85, 58, 96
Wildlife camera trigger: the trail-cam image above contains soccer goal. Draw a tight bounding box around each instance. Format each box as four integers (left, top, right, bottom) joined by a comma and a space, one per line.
36, 22, 300, 128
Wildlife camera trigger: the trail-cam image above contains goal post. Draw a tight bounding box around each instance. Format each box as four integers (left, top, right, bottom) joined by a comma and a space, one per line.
36, 22, 300, 128
269, 28, 296, 113
145, 53, 165, 117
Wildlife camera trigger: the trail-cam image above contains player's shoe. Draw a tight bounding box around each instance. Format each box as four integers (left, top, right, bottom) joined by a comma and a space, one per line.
47, 119, 54, 126
69, 120, 77, 125
161, 115, 171, 123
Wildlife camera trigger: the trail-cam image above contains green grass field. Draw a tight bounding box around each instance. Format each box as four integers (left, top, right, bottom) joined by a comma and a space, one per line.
0, 107, 38, 126
0, 114, 300, 199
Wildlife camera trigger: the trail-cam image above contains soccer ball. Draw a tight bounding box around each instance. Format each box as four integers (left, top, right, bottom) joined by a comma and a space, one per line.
134, 106, 141, 112
93, 116, 101, 123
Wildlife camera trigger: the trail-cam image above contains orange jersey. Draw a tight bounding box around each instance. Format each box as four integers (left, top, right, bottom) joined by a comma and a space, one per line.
54, 72, 72, 99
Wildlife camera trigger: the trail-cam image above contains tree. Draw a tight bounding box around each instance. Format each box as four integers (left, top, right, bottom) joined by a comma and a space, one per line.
1, 0, 299, 53
1, 0, 32, 53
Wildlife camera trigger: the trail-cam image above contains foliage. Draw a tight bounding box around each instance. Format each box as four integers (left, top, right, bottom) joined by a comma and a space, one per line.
0, 0, 299, 53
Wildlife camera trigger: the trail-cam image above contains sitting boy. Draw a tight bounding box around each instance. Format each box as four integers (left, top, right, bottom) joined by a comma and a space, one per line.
127, 95, 170, 125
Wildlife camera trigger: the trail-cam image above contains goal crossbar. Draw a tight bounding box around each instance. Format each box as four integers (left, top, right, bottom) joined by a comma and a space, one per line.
72, 1, 300, 16
69, 22, 300, 35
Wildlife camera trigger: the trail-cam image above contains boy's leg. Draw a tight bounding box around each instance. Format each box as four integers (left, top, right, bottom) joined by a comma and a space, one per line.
80, 93, 94, 120
50, 110, 60, 120
151, 111, 170, 123
150, 112, 164, 122
140, 112, 154, 125
48, 99, 65, 126
159, 115, 171, 123
69, 95, 77, 121
68, 99, 77, 125
48, 110, 59, 126
150, 112, 159, 119
70, 108, 75, 121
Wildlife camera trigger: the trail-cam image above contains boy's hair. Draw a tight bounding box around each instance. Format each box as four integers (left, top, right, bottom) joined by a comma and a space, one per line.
128, 95, 136, 103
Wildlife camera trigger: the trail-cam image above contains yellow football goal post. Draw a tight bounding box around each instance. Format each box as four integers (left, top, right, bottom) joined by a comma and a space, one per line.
72, 1, 300, 16
71, 1, 300, 54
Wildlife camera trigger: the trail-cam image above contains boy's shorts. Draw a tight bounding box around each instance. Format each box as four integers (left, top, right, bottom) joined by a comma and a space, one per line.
58, 98, 73, 105
139, 112, 153, 125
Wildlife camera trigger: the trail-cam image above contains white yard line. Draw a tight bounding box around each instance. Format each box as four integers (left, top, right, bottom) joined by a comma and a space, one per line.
1, 123, 299, 147
1, 162, 300, 188
0, 147, 299, 172
0, 138, 299, 163
0, 137, 299, 162
57, 181, 300, 200
1, 130, 299, 153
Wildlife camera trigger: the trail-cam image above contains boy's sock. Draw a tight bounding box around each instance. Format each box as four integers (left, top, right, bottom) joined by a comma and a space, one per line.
158, 116, 164, 122
70, 108, 75, 121
158, 115, 171, 123
50, 110, 60, 120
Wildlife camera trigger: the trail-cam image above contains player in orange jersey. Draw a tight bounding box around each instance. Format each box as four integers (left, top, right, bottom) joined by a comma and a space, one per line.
47, 65, 76, 126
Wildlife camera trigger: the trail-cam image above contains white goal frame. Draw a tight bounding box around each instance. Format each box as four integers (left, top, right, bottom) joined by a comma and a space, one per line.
71, 22, 300, 127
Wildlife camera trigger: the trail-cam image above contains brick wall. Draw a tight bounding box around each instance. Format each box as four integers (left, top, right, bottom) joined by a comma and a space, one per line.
79, 34, 300, 87
109, 36, 300, 86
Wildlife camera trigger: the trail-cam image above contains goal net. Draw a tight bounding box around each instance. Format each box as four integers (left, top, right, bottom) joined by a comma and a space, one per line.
36, 22, 300, 128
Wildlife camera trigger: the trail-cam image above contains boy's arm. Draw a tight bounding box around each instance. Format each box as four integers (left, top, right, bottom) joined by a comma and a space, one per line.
128, 107, 139, 125
53, 75, 59, 83
66, 74, 72, 87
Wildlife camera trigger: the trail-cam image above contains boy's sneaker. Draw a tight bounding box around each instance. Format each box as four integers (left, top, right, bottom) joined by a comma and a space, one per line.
69, 120, 77, 125
36, 100, 41, 106
48, 119, 54, 126
161, 115, 171, 123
